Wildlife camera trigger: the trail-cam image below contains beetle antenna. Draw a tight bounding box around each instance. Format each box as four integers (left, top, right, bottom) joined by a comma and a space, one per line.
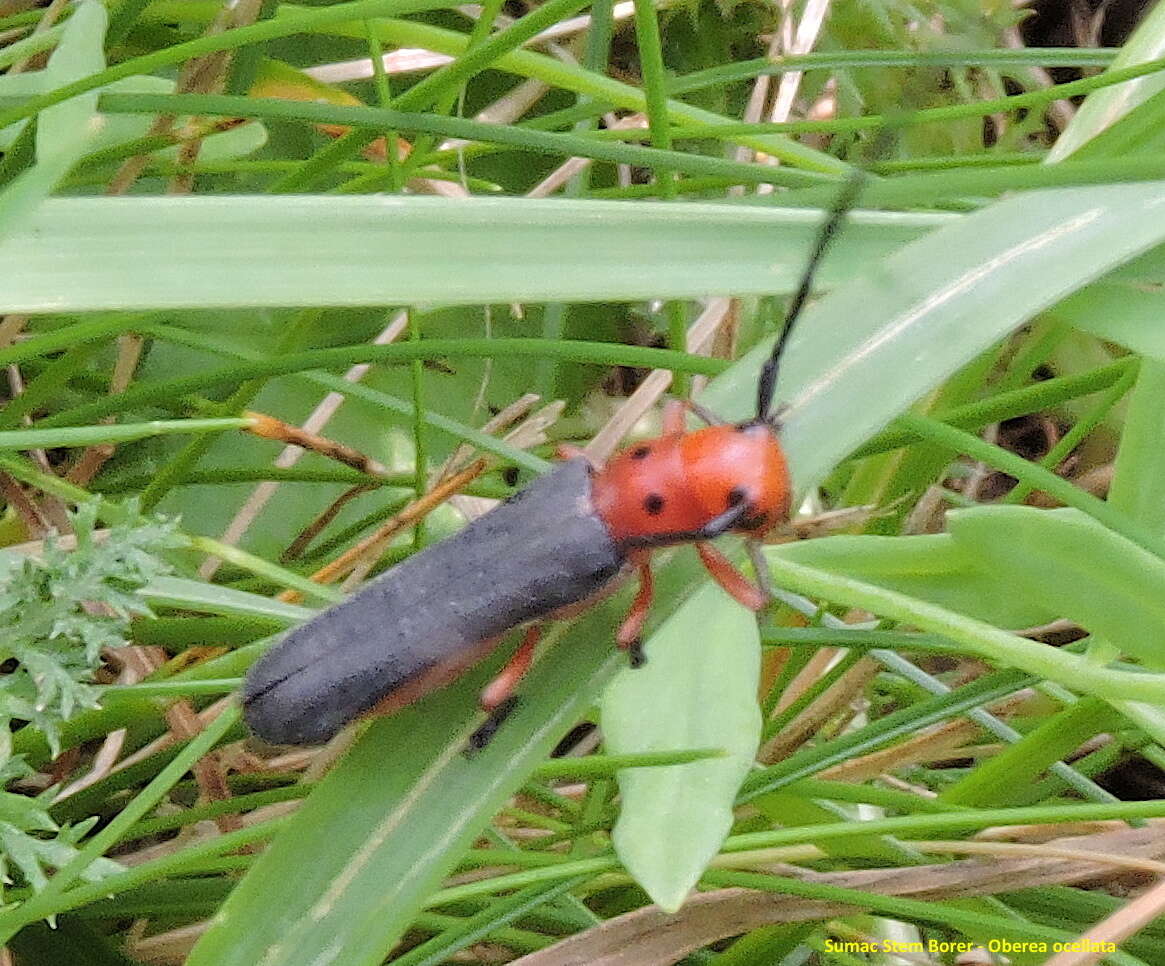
756, 167, 869, 423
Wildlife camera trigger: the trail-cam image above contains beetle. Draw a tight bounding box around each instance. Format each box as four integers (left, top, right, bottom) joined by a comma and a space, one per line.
242, 177, 862, 749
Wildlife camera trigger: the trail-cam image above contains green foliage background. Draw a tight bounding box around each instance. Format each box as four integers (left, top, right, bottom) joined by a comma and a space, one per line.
3, 0, 1165, 963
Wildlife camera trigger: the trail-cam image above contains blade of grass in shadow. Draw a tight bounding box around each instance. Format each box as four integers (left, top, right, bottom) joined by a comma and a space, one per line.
1048, 0, 1165, 160
37, 338, 726, 427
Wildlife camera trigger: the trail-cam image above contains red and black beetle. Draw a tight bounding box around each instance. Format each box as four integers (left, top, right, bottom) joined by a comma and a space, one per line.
243, 179, 860, 748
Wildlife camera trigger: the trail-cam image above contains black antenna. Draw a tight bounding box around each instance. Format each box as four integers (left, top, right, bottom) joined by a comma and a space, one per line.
756, 167, 869, 422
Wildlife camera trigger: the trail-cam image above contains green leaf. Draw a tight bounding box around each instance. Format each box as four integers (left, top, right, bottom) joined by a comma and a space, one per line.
0, 792, 56, 834
31, 3, 108, 167
940, 697, 1120, 808
774, 532, 1057, 629
1054, 280, 1165, 360
0, 196, 937, 313
1109, 359, 1165, 539
137, 575, 313, 623
185, 615, 623, 966
0, 501, 178, 759
947, 505, 1165, 670
601, 582, 760, 913
1104, 359, 1165, 740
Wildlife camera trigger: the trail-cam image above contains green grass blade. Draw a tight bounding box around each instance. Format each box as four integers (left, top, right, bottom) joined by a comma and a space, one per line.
185, 610, 626, 966
0, 1, 106, 238
0, 195, 937, 313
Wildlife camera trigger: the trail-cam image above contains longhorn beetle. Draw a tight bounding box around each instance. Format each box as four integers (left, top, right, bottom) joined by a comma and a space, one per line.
243, 173, 865, 749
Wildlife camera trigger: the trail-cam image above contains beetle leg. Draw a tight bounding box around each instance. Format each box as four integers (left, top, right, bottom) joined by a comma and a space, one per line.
745, 538, 774, 601
696, 542, 767, 611
616, 562, 654, 668
467, 626, 542, 752
556, 443, 588, 461
480, 625, 541, 711
466, 696, 518, 753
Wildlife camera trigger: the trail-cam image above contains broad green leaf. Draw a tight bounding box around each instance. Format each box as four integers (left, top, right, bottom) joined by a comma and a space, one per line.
28, 2, 106, 167
1105, 358, 1165, 741
186, 610, 628, 966
1109, 359, 1165, 539
0, 198, 940, 313
601, 582, 760, 913
773, 533, 1057, 629
1054, 281, 1165, 360
761, 550, 1165, 708
947, 506, 1165, 670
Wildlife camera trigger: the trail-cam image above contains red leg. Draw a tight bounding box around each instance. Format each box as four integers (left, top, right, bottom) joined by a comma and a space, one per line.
556, 443, 588, 461
697, 542, 767, 611
480, 625, 541, 711
616, 561, 654, 667
617, 562, 654, 647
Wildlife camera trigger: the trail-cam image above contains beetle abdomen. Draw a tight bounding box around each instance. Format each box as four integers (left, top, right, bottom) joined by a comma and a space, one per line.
243, 458, 623, 745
